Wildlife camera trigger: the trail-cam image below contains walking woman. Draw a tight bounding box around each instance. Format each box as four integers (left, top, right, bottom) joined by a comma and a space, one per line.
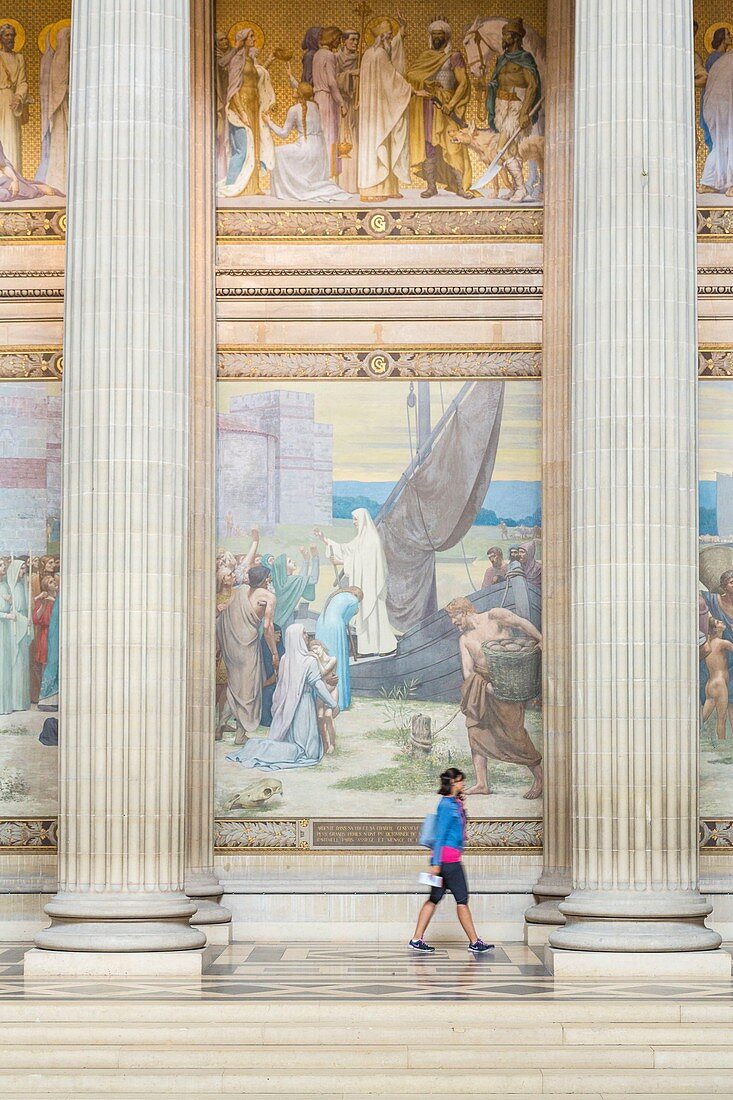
409, 768, 494, 954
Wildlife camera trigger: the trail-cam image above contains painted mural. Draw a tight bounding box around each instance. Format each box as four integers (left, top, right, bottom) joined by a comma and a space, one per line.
214, 1, 547, 207
699, 381, 733, 815
0, 6, 70, 204
0, 382, 60, 817
695, 5, 733, 202
214, 379, 543, 822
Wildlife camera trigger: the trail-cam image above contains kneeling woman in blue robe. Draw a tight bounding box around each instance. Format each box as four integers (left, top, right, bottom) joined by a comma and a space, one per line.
226, 623, 339, 771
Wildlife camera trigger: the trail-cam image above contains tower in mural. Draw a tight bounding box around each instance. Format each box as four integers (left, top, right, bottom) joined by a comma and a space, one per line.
217, 390, 333, 534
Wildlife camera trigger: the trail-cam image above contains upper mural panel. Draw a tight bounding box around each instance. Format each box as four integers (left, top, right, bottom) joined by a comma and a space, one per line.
214, 1, 547, 217
0, 5, 69, 205
697, 5, 733, 205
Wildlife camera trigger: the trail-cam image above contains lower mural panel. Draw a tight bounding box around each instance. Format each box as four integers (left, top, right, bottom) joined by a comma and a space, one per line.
214, 375, 545, 847
1, 374, 732, 855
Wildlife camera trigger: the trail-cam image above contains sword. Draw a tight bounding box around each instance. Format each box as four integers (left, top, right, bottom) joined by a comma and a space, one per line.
426, 95, 466, 130
471, 95, 544, 192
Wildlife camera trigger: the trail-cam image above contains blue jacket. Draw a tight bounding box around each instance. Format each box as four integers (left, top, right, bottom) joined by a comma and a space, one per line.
431, 796, 466, 867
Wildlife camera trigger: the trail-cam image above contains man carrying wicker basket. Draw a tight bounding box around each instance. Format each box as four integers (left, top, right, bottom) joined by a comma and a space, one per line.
446, 598, 543, 800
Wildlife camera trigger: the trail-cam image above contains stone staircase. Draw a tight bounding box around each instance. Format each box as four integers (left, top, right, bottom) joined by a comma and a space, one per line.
1, 999, 732, 1096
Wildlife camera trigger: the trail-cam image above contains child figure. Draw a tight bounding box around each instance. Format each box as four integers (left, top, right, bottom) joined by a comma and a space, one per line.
308, 637, 339, 753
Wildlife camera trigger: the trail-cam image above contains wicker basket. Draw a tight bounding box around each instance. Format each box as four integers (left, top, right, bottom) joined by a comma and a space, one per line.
481, 640, 541, 703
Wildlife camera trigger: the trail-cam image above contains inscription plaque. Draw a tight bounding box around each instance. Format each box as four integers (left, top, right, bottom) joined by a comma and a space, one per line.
311, 820, 420, 849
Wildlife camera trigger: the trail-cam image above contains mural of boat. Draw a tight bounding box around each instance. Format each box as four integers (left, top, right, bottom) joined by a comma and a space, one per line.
349, 379, 541, 703
350, 572, 541, 702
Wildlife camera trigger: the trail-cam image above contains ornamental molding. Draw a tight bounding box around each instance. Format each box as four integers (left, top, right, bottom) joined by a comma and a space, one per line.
0, 817, 729, 852
217, 284, 542, 300
0, 208, 65, 240
0, 288, 63, 301
217, 347, 542, 380
217, 205, 544, 242
0, 819, 58, 849
699, 347, 733, 377
212, 817, 542, 852
218, 266, 544, 278
0, 348, 63, 380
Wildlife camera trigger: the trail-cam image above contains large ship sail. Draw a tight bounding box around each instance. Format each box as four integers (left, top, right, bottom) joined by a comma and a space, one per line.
376, 381, 505, 633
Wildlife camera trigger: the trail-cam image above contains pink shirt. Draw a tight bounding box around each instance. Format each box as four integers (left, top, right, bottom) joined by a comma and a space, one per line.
440, 846, 462, 863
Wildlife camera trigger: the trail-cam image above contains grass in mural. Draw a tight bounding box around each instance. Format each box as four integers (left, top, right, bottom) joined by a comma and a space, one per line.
336, 707, 542, 796
0, 768, 30, 802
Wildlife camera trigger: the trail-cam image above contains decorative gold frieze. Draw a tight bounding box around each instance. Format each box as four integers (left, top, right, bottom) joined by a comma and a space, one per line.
699, 347, 733, 377
217, 206, 544, 243
0, 348, 63, 380
217, 347, 542, 380
0, 208, 65, 240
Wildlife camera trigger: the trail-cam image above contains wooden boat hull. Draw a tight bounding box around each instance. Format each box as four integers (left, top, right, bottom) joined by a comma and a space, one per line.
349, 574, 541, 703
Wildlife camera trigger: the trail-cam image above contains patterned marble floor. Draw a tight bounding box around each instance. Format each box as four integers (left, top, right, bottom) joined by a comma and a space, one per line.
0, 941, 731, 1001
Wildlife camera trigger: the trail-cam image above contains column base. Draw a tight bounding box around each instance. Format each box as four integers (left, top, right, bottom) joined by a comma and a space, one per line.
34, 919, 207, 953
24, 947, 203, 978
195, 921, 231, 946
525, 920, 555, 946
524, 870, 570, 928
546, 945, 731, 979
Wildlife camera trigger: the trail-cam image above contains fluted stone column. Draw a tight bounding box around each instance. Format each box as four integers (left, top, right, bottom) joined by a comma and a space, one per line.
184, 0, 231, 942
525, 0, 573, 938
26, 0, 205, 976
549, 0, 727, 977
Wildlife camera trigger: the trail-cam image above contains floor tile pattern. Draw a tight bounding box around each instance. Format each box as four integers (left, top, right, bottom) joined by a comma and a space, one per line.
0, 942, 731, 1002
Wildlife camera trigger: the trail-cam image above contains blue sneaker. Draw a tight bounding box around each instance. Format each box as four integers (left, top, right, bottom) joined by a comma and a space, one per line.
409, 938, 435, 952
468, 939, 494, 954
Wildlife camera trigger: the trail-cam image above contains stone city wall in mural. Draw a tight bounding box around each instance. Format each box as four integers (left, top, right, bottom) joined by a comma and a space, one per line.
213, 379, 544, 828
214, 1, 547, 209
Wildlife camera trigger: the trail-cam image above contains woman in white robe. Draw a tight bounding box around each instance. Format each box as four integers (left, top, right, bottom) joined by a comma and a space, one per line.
264, 83, 350, 203
226, 624, 338, 771
316, 508, 397, 656
701, 50, 733, 195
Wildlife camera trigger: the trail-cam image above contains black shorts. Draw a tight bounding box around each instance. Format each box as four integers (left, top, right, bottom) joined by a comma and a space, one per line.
429, 861, 469, 906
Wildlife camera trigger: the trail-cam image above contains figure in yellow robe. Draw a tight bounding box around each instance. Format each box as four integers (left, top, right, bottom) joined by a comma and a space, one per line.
406, 21, 472, 199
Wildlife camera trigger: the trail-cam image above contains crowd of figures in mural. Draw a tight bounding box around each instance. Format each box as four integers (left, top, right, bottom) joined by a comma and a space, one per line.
215, 11, 545, 205
214, 381, 544, 819
0, 17, 68, 202
0, 555, 59, 718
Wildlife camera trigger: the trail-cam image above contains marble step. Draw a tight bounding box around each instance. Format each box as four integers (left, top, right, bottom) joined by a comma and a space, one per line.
0, 1022, 568, 1046
0, 1043, 660, 1070
0, 1095, 610, 1100
2, 1068, 733, 1094
0, 999, 700, 1025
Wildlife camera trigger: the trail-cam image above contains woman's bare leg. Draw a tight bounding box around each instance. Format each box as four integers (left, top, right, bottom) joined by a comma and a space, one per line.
456, 903, 479, 944
413, 901, 437, 941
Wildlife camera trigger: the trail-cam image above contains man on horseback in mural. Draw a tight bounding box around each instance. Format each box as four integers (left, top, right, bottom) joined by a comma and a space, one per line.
486, 17, 541, 202
406, 19, 473, 200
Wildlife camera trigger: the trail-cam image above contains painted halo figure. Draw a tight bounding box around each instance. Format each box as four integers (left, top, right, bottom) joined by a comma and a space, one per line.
217, 26, 275, 198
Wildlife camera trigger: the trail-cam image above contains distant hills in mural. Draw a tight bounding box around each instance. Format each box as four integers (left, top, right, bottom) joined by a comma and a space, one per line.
333, 480, 541, 527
